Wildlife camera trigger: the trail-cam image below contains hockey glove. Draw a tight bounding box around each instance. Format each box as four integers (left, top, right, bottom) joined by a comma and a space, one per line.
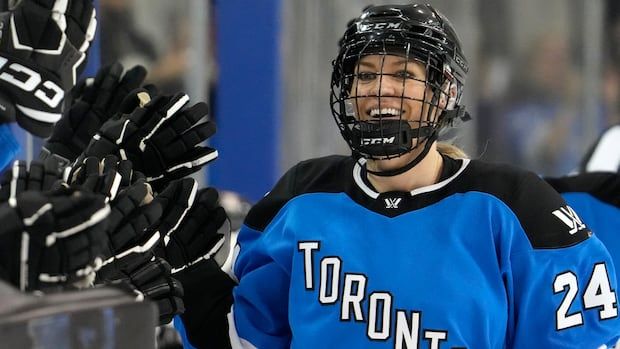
0, 158, 64, 203
0, 0, 97, 136
40, 63, 147, 166
110, 257, 184, 325
80, 92, 218, 189
104, 177, 199, 277
155, 187, 228, 274
0, 188, 109, 291
95, 179, 161, 282
67, 155, 144, 202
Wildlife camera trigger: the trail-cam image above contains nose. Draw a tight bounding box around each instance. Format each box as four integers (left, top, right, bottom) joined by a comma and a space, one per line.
375, 73, 401, 96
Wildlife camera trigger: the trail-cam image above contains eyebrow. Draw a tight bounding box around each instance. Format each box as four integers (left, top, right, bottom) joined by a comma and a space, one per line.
357, 59, 417, 69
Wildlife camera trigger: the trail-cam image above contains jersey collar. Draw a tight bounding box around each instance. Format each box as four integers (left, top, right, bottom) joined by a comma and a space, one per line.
352, 157, 471, 199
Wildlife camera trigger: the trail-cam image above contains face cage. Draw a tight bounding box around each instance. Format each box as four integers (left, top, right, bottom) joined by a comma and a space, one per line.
330, 40, 450, 160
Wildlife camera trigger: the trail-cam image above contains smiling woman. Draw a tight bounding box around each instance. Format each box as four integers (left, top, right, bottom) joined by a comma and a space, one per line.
183, 3, 620, 349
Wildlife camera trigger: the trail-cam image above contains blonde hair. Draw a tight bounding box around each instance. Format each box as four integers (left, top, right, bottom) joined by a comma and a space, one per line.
437, 142, 468, 159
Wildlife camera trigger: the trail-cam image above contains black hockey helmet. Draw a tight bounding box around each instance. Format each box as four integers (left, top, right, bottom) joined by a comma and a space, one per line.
330, 3, 470, 176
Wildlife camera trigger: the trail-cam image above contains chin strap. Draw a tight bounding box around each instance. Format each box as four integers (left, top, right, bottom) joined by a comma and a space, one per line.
365, 132, 438, 177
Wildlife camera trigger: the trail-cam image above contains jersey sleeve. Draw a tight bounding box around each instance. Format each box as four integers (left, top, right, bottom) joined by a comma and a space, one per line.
226, 164, 301, 349
504, 173, 620, 348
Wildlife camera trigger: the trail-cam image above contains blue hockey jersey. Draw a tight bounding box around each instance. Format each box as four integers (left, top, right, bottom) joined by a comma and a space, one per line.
229, 155, 620, 349
546, 172, 620, 291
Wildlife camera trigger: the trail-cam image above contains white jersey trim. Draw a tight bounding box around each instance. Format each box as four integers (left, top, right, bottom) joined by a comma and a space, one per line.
584, 125, 620, 173
353, 158, 471, 198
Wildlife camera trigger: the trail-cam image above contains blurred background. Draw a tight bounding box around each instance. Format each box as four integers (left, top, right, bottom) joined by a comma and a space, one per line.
10, 0, 620, 203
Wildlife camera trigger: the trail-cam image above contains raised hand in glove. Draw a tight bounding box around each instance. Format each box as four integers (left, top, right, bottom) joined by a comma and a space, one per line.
110, 257, 184, 325
0, 158, 64, 203
81, 92, 218, 189
0, 188, 109, 291
40, 63, 147, 167
0, 0, 97, 136
96, 179, 162, 282
155, 185, 229, 274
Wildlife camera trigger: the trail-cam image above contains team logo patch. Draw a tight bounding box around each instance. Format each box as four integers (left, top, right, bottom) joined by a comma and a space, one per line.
552, 206, 586, 235
384, 198, 402, 209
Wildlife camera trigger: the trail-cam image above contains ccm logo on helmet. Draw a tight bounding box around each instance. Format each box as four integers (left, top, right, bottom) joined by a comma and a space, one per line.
361, 137, 396, 145
0, 56, 64, 108
359, 22, 402, 31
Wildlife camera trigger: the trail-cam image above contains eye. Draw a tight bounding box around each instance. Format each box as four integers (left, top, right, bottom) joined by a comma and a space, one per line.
357, 71, 377, 81
394, 70, 417, 80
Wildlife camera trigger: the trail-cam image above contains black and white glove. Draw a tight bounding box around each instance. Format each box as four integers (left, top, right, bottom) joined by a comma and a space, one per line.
109, 257, 184, 325
155, 186, 228, 274
0, 0, 97, 136
0, 158, 64, 203
67, 155, 144, 202
80, 92, 218, 189
40, 63, 147, 167
96, 179, 162, 282
0, 188, 109, 291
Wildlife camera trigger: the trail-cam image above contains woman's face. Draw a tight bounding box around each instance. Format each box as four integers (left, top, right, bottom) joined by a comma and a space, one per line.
350, 54, 440, 125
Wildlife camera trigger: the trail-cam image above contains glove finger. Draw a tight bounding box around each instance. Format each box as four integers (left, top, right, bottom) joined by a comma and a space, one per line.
162, 146, 218, 177
130, 257, 171, 284
129, 94, 170, 128
78, 156, 103, 190
112, 200, 162, 251
47, 192, 109, 235
167, 102, 209, 135
118, 87, 154, 115
196, 187, 221, 211
161, 122, 216, 159
141, 93, 190, 133
153, 178, 197, 238
116, 159, 134, 188
107, 181, 150, 232
91, 63, 125, 112
109, 65, 148, 115
82, 63, 123, 104
101, 154, 120, 173
155, 296, 185, 325
1, 161, 28, 202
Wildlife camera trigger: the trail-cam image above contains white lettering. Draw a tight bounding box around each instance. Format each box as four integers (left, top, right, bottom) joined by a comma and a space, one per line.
319, 257, 341, 304
395, 311, 421, 349
341, 274, 367, 321
368, 292, 392, 340
0, 63, 40, 91
298, 241, 320, 290
424, 330, 447, 349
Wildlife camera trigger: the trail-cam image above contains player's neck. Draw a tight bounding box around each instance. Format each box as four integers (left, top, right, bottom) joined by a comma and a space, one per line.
366, 144, 443, 193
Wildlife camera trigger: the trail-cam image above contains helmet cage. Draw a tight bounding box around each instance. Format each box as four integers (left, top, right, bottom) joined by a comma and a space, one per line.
330, 5, 468, 161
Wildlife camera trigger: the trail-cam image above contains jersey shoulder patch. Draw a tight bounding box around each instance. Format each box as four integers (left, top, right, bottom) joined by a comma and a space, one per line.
244, 155, 352, 232
461, 161, 591, 249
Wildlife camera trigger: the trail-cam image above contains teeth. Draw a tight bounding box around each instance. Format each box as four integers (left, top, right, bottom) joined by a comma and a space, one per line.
369, 108, 402, 117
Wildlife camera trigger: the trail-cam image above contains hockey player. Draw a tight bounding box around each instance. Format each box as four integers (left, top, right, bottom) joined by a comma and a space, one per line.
202, 3, 620, 349
545, 125, 620, 289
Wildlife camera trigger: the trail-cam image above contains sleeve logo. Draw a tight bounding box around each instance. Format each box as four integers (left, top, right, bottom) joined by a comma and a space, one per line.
552, 206, 586, 235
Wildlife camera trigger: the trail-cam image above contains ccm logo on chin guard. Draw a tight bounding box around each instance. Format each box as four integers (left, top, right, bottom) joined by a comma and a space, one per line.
0, 56, 64, 108
361, 136, 396, 145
